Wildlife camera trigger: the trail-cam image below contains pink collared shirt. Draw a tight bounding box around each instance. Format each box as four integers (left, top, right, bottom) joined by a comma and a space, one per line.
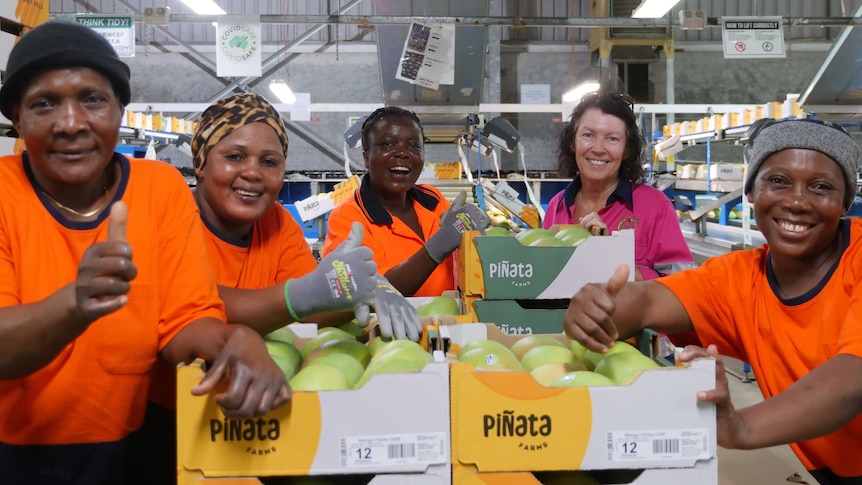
543, 181, 694, 279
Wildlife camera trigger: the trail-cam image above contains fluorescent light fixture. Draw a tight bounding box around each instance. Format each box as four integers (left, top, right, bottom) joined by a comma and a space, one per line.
562, 81, 600, 103
180, 0, 226, 15
269, 80, 297, 104
631, 0, 682, 18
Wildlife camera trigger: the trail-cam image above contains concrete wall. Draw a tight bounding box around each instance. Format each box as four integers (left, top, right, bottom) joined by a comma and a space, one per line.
125, 44, 829, 173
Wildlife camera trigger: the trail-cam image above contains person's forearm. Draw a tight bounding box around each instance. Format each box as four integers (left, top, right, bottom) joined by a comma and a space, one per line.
219, 286, 354, 334
219, 285, 296, 332
160, 318, 236, 366
0, 284, 88, 379
611, 281, 692, 339
731, 354, 862, 450
384, 249, 440, 297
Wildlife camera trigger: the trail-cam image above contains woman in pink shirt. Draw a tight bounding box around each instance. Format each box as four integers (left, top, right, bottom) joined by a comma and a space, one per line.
544, 92, 695, 281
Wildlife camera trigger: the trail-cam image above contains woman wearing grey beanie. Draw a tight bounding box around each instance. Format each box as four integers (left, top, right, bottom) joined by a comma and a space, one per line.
563, 117, 862, 484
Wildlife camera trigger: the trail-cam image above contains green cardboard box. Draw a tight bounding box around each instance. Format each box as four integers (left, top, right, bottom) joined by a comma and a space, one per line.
469, 229, 634, 299
471, 299, 567, 335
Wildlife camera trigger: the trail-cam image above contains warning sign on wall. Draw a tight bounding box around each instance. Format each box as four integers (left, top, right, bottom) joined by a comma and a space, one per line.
722, 16, 785, 59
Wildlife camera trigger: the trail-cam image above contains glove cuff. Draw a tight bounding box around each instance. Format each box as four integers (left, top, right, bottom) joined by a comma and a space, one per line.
424, 242, 443, 265
283, 280, 304, 322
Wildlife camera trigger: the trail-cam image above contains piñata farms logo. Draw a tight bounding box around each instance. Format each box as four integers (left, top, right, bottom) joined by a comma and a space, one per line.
221, 23, 258, 62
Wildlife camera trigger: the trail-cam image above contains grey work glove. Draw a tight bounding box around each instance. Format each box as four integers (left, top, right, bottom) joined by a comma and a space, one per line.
424, 191, 491, 264
284, 222, 377, 321
354, 274, 423, 341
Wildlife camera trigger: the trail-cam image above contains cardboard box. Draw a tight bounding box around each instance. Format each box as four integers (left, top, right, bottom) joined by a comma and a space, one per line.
418, 162, 463, 180
481, 180, 541, 229
708, 164, 744, 181
293, 175, 360, 222
176, 328, 451, 483
456, 229, 634, 300
293, 193, 336, 222
446, 323, 718, 484
470, 299, 567, 335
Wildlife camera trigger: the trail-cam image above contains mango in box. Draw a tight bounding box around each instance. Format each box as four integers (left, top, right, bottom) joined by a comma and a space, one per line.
550, 370, 615, 388
520, 345, 580, 372
415, 295, 460, 318
582, 340, 640, 371
510, 335, 566, 360
555, 226, 591, 246
264, 341, 302, 380
594, 351, 660, 385
484, 226, 510, 237
515, 228, 554, 246
530, 363, 587, 387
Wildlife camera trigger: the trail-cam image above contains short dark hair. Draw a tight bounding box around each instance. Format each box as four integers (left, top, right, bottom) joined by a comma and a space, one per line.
361, 106, 425, 152
556, 92, 646, 183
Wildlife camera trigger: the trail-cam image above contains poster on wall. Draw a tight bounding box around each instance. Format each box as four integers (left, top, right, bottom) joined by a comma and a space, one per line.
6, 0, 50, 28
217, 16, 262, 77
721, 16, 786, 59
395, 22, 455, 90
75, 15, 135, 58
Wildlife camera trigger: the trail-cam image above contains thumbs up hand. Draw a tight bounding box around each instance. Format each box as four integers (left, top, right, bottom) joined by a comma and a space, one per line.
283, 222, 378, 321
74, 201, 138, 324
563, 264, 630, 353
425, 192, 491, 264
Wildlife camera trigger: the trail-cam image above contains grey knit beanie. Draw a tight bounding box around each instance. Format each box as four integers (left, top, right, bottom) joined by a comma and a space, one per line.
744, 118, 860, 202
0, 20, 131, 119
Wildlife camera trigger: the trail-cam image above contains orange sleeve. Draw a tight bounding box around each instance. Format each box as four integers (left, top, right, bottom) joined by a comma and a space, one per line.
836, 225, 862, 358
141, 162, 226, 349
656, 253, 747, 360
323, 198, 372, 257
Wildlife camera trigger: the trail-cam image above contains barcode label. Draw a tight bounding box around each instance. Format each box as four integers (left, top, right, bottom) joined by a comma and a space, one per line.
652, 438, 680, 454
340, 432, 446, 469
387, 443, 416, 459
340, 438, 347, 467
606, 432, 614, 461
606, 429, 711, 463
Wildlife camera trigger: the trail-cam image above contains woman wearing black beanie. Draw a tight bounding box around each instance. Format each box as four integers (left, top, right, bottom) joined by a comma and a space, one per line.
0, 20, 292, 485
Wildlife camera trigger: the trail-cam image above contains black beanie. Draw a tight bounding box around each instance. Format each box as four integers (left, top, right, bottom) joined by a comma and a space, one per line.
0, 20, 131, 119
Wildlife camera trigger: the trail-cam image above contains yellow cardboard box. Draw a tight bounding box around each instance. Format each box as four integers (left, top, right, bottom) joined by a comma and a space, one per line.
445, 323, 718, 484
176, 325, 451, 483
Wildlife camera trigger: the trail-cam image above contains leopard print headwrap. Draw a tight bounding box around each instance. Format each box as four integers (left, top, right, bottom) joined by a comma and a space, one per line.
192, 92, 289, 175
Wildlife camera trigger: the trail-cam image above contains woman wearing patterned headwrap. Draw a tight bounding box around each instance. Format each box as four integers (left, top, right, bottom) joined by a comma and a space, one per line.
188, 93, 419, 342
135, 93, 421, 485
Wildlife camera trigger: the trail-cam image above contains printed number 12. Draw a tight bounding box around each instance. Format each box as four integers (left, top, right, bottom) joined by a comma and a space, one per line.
356, 447, 371, 460
622, 442, 637, 454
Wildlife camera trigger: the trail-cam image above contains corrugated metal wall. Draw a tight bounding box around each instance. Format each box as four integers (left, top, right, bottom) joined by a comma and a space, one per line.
51, 0, 862, 45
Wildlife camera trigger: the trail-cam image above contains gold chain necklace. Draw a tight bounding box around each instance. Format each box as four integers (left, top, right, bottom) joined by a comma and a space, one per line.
42, 174, 111, 218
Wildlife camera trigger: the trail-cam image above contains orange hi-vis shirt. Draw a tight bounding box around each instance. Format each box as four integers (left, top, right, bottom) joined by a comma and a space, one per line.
0, 153, 226, 446
659, 218, 862, 478
202, 202, 318, 290
324, 175, 454, 297
148, 202, 318, 410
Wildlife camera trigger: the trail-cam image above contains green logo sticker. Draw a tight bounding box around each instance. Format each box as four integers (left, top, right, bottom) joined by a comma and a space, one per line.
221, 24, 258, 62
